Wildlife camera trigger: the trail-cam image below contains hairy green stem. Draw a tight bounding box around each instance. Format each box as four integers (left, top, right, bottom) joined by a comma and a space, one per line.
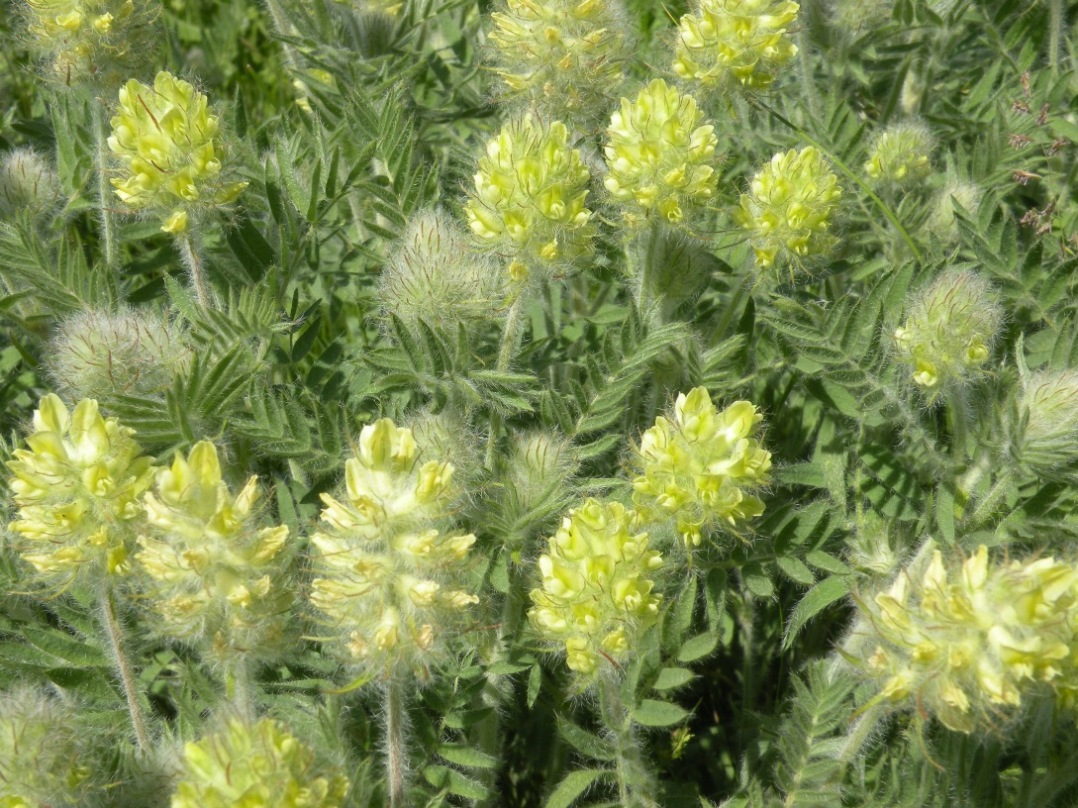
485, 293, 525, 468
383, 675, 409, 808
225, 654, 254, 721
798, 6, 820, 120
99, 587, 151, 753
597, 674, 656, 808
1049, 0, 1063, 75
92, 102, 119, 271
176, 229, 215, 309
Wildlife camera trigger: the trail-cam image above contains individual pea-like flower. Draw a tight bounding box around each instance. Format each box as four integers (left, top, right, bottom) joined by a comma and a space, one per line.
6, 394, 155, 584
528, 499, 662, 680
309, 419, 480, 679
465, 115, 595, 273
1013, 369, 1078, 479
172, 718, 349, 808
864, 121, 934, 186
108, 71, 247, 234
0, 149, 61, 219
487, 0, 628, 125
603, 79, 719, 225
633, 387, 771, 546
378, 208, 507, 334
892, 270, 1002, 395
0, 688, 93, 808
734, 146, 842, 269
21, 0, 156, 89
854, 543, 1078, 733
47, 306, 192, 401
672, 0, 799, 90
136, 441, 293, 660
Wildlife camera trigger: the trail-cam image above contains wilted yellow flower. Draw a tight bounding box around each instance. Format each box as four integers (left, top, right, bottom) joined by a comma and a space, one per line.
856, 544, 1078, 733
735, 146, 841, 269
465, 115, 594, 269
488, 0, 628, 124
603, 79, 718, 225
528, 499, 662, 680
136, 441, 293, 660
893, 270, 1001, 395
22, 0, 155, 88
6, 394, 155, 583
173, 719, 349, 808
108, 71, 247, 233
673, 0, 799, 90
309, 419, 479, 678
633, 387, 771, 546
864, 121, 934, 185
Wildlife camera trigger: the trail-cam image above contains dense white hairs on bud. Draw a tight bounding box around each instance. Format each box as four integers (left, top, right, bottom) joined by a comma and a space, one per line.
47, 306, 192, 400
378, 208, 507, 332
0, 148, 61, 219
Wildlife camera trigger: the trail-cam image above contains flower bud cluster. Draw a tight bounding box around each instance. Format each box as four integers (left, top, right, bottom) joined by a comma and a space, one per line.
0, 149, 61, 219
0, 688, 92, 808
735, 146, 841, 269
6, 394, 155, 583
488, 0, 627, 125
603, 79, 719, 225
864, 122, 934, 186
633, 387, 771, 546
893, 270, 1002, 394
856, 544, 1078, 733
309, 418, 480, 678
465, 115, 595, 272
136, 441, 293, 660
172, 719, 348, 808
528, 499, 662, 679
22, 0, 155, 89
378, 209, 507, 334
1014, 370, 1078, 479
928, 179, 981, 242
672, 0, 800, 90
47, 307, 191, 401
506, 429, 579, 517
108, 71, 247, 234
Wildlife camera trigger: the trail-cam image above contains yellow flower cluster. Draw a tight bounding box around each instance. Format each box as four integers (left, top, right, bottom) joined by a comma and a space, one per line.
672, 0, 800, 90
488, 0, 627, 124
136, 442, 293, 660
528, 499, 662, 679
603, 79, 718, 226
633, 387, 771, 546
23, 0, 152, 88
858, 544, 1078, 733
864, 122, 934, 185
735, 146, 842, 269
465, 115, 594, 271
893, 270, 1001, 394
108, 71, 247, 234
6, 394, 155, 583
309, 418, 479, 678
173, 719, 349, 808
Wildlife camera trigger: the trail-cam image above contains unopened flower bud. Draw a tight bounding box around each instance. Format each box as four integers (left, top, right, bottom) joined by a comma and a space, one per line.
466, 115, 595, 271
633, 387, 771, 546
173, 719, 348, 808
893, 270, 1002, 395
0, 688, 93, 807
928, 179, 982, 242
108, 71, 247, 233
0, 149, 61, 219
506, 429, 579, 516
673, 0, 799, 90
735, 146, 842, 269
47, 307, 191, 400
603, 79, 719, 226
864, 121, 934, 186
379, 209, 507, 333
1015, 370, 1078, 478
488, 0, 629, 125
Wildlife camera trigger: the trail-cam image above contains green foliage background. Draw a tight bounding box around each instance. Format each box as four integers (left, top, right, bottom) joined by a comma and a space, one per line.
4, 0, 1078, 805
